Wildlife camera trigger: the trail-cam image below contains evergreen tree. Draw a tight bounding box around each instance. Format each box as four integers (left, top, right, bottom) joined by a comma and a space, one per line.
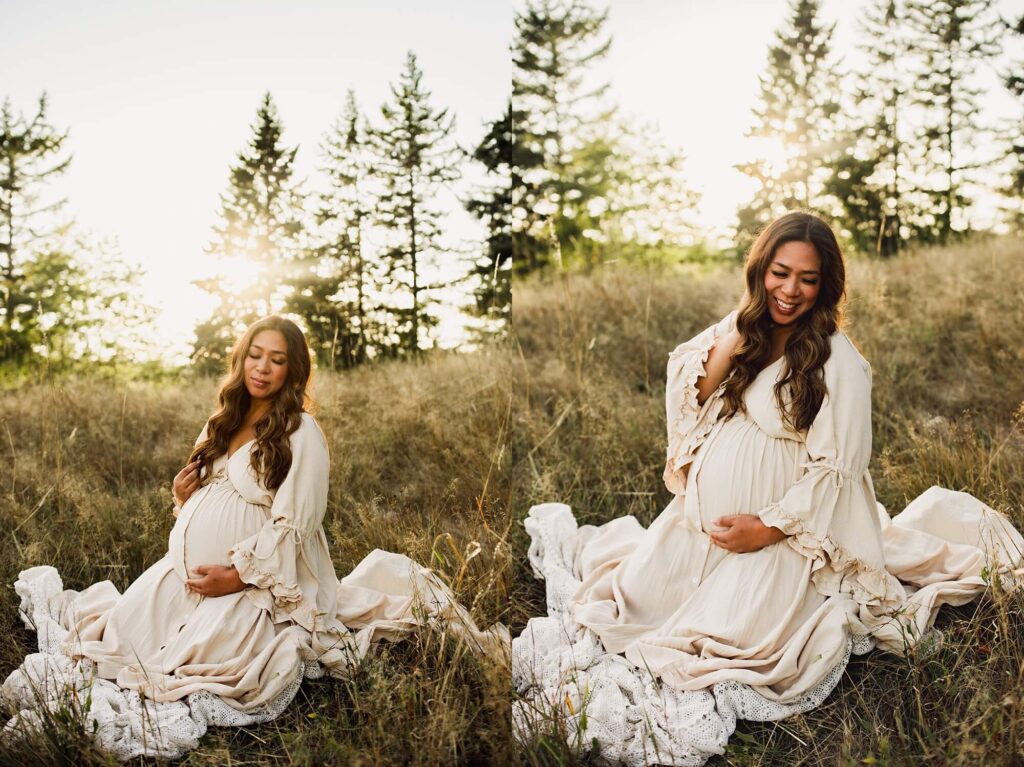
512, 0, 614, 270
465, 100, 513, 329
370, 51, 461, 354
194, 93, 304, 373
906, 0, 1001, 242
736, 0, 842, 246
826, 0, 910, 256
604, 121, 700, 256
0, 95, 151, 369
1003, 13, 1024, 231
0, 94, 137, 368
288, 90, 380, 369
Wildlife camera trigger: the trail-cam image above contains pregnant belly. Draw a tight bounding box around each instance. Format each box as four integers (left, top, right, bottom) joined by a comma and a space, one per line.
168, 484, 268, 577
695, 416, 802, 529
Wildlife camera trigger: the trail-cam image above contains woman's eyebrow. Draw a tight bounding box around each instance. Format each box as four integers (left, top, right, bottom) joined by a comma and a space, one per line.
250, 344, 288, 355
770, 261, 820, 275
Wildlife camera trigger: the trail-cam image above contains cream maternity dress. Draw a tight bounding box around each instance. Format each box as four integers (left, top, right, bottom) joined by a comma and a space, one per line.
513, 311, 1024, 767
4, 412, 506, 759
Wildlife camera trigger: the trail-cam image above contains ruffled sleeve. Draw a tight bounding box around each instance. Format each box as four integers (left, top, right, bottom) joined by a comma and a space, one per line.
228, 413, 329, 629
663, 311, 736, 495
758, 333, 903, 607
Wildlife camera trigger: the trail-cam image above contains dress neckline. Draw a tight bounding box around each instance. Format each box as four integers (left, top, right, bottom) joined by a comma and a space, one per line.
226, 438, 255, 461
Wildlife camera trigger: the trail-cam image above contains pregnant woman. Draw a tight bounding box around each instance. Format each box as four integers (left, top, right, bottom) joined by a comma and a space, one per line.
514, 211, 1024, 767
4, 316, 505, 760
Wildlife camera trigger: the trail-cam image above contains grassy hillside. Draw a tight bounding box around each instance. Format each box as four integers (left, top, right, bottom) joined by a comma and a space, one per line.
511, 237, 1024, 766
0, 347, 513, 766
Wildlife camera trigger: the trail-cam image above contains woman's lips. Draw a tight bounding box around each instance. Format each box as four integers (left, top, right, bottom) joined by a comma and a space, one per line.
773, 297, 798, 315
251, 378, 269, 388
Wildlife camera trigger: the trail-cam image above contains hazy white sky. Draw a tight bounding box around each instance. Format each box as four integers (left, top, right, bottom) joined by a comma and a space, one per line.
602, 0, 1024, 241
1, 0, 512, 360
3, 0, 1022, 360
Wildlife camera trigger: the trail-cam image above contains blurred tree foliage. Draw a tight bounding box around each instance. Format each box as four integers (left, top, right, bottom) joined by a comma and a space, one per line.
0, 94, 149, 372
286, 90, 380, 371
905, 0, 1002, 244
192, 93, 305, 374
465, 100, 514, 333
1003, 12, 1024, 232
735, 0, 842, 252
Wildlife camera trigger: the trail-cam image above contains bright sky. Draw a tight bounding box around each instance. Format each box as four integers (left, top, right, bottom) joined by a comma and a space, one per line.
602, 0, 1024, 244
1, 0, 511, 362
3, 0, 1022, 361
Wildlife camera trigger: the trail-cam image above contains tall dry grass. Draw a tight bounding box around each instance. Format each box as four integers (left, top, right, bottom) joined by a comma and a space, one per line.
512, 237, 1024, 766
0, 347, 513, 766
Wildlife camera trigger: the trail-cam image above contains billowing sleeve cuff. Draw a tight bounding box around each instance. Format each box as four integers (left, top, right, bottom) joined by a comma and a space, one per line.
229, 521, 313, 629
663, 313, 733, 495
758, 462, 903, 607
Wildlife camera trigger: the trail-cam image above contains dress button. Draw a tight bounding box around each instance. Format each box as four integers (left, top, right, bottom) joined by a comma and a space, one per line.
691, 576, 699, 585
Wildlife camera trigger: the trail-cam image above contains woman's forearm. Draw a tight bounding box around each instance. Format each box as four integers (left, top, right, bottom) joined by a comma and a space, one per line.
696, 329, 740, 405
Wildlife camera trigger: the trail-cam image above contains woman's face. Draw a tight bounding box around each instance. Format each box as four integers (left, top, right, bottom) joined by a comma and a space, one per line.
763, 240, 822, 326
244, 329, 289, 401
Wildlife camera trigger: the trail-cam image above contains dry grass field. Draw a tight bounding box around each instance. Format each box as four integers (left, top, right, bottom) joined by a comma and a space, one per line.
0, 347, 513, 766
511, 237, 1024, 766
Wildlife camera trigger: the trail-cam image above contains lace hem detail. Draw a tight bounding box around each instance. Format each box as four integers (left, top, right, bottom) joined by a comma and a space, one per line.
663, 334, 726, 496
759, 502, 903, 607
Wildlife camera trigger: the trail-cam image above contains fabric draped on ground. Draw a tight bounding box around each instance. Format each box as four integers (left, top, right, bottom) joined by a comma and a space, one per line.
2, 551, 508, 761
512, 498, 1022, 767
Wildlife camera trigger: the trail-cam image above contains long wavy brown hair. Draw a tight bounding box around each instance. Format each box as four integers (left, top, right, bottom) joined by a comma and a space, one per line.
190, 316, 314, 490
721, 211, 846, 432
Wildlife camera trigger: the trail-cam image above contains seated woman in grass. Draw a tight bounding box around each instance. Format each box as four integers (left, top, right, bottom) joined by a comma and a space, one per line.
4, 316, 505, 760
515, 211, 1024, 767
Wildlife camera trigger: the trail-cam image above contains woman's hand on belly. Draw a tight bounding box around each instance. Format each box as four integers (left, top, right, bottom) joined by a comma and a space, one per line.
185, 564, 246, 597
709, 515, 787, 553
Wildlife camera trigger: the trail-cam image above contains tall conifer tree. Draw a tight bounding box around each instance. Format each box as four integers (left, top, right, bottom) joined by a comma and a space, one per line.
906, 0, 1001, 242
288, 90, 379, 369
1003, 13, 1024, 231
736, 0, 841, 246
0, 94, 72, 363
193, 93, 304, 372
370, 51, 461, 354
466, 101, 513, 329
827, 0, 911, 255
512, 0, 614, 269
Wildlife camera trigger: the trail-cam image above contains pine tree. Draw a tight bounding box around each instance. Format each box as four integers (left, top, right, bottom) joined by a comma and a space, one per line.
1003, 13, 1024, 231
512, 0, 614, 269
906, 0, 1001, 242
0, 95, 90, 365
603, 121, 700, 257
0, 95, 150, 369
736, 0, 842, 246
465, 100, 513, 330
826, 0, 910, 256
193, 93, 304, 373
288, 90, 380, 369
370, 51, 461, 354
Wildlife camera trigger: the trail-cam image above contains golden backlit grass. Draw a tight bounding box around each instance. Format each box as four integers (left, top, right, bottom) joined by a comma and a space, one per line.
0, 346, 512, 766
512, 237, 1024, 766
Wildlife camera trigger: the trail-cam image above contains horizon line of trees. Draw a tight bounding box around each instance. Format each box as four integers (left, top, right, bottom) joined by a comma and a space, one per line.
509, 0, 1024, 270
4, 1, 1024, 373
1, 50, 511, 375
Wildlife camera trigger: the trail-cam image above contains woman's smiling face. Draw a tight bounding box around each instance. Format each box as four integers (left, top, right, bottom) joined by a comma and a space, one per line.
763, 240, 821, 326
